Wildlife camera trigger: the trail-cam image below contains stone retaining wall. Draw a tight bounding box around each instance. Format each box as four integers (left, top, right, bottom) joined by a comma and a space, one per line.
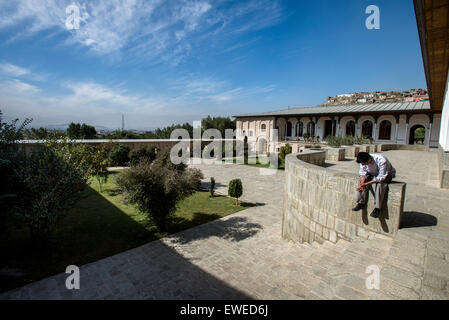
357, 144, 377, 153
324, 147, 345, 161
377, 144, 431, 152
282, 152, 406, 245
342, 145, 360, 158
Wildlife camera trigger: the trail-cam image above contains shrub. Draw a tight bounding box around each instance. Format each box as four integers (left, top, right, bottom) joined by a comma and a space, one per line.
341, 135, 354, 146
228, 179, 243, 205
116, 159, 203, 232
108, 144, 130, 166
326, 135, 342, 147
353, 135, 367, 145
130, 146, 157, 167
279, 144, 292, 161
210, 177, 216, 197
153, 148, 187, 172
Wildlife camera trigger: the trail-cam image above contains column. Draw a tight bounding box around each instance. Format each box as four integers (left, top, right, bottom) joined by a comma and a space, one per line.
373, 115, 379, 141
394, 115, 400, 143
405, 114, 411, 145
354, 116, 360, 137
427, 113, 434, 146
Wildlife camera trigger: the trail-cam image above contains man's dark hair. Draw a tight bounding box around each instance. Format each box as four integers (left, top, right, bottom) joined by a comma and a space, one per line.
356, 152, 371, 164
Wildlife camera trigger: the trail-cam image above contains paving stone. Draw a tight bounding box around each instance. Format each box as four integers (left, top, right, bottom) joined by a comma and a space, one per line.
1, 150, 449, 300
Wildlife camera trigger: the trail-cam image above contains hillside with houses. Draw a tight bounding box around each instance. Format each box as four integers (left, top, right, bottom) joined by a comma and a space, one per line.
323, 89, 429, 105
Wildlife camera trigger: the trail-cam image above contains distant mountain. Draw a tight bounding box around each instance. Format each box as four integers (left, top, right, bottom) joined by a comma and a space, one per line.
41, 124, 159, 132
43, 123, 70, 130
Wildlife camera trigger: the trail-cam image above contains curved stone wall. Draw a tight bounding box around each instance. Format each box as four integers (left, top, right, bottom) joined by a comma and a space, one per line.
282, 151, 406, 244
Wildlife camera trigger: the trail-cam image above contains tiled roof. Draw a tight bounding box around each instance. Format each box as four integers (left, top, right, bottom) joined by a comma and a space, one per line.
234, 101, 431, 118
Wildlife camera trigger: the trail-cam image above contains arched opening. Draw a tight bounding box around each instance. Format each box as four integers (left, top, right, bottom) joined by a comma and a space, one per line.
346, 121, 356, 136
307, 122, 315, 136
409, 125, 426, 145
361, 120, 373, 138
287, 122, 293, 137
261, 124, 266, 132
378, 120, 392, 140
296, 121, 304, 137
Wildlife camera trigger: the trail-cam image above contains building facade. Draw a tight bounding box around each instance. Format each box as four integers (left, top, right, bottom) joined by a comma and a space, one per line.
234, 101, 441, 154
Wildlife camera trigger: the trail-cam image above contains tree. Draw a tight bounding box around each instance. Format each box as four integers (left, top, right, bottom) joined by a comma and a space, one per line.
129, 146, 157, 167
244, 136, 249, 164
0, 110, 31, 234
89, 145, 109, 193
67, 122, 81, 139
108, 144, 130, 166
116, 158, 203, 232
202, 116, 236, 137
279, 144, 292, 161
80, 124, 97, 139
228, 179, 243, 205
415, 128, 425, 144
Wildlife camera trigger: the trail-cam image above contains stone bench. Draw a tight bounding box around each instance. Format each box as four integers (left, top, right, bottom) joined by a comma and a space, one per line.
282, 151, 406, 244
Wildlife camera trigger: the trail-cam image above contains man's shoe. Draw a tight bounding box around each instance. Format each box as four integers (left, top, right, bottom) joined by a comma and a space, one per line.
370, 208, 381, 218
352, 203, 366, 212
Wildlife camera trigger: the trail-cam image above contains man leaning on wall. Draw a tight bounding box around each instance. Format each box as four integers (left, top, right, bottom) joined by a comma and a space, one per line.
352, 152, 397, 218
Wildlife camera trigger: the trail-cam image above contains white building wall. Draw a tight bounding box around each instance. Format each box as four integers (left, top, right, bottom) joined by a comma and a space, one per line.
439, 70, 449, 151
432, 114, 441, 147
237, 111, 441, 154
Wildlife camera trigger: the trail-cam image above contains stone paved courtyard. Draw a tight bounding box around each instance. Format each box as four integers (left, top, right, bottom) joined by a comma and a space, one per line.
1, 150, 449, 300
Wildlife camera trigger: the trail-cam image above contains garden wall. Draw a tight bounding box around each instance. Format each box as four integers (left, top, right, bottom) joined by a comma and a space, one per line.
282, 152, 406, 245
18, 139, 217, 154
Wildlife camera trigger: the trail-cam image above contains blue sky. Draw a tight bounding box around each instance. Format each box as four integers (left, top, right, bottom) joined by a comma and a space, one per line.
0, 0, 426, 129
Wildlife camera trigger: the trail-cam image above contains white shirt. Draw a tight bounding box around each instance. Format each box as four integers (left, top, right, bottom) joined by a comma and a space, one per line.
359, 153, 396, 183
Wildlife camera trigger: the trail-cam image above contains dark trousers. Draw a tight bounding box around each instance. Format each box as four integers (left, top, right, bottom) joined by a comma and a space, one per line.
356, 174, 393, 210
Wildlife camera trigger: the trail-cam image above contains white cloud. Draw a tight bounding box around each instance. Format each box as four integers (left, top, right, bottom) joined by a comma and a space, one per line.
0, 0, 285, 65
0, 63, 30, 76
1, 79, 40, 94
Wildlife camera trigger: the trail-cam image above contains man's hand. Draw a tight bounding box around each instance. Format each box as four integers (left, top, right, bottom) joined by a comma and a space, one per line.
357, 176, 367, 192
357, 180, 376, 191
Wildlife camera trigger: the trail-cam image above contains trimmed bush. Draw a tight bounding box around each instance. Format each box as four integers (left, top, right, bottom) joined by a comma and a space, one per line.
210, 177, 216, 197
228, 179, 243, 205
108, 144, 130, 166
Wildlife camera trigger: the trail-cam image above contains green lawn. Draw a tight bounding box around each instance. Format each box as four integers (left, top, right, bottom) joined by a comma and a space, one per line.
0, 171, 251, 293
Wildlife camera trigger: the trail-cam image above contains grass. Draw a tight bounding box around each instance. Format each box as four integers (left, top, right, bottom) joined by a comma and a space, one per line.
0, 171, 251, 293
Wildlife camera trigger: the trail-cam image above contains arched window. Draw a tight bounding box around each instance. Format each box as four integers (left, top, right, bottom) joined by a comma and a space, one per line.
287, 122, 293, 137
378, 120, 392, 140
261, 124, 266, 132
296, 121, 304, 137
346, 121, 356, 136
307, 122, 315, 136
362, 120, 373, 138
